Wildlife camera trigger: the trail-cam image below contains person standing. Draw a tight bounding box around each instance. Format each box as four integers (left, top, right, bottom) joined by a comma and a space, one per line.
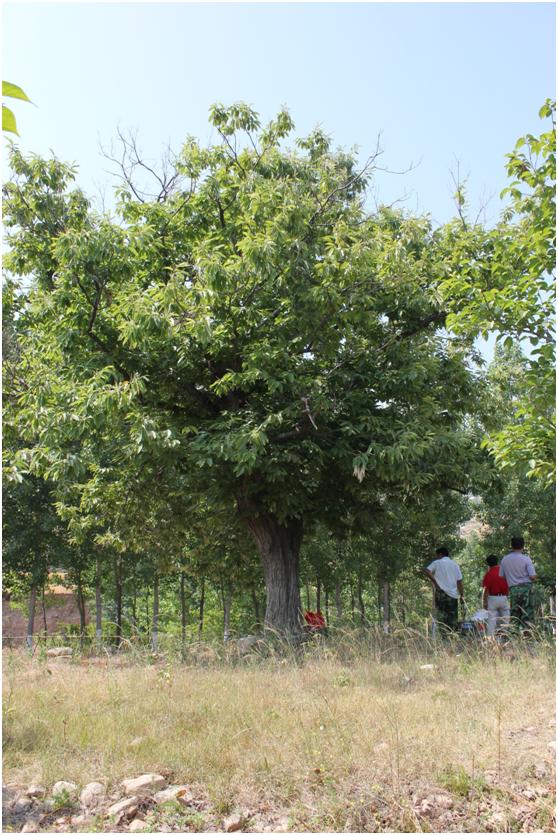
425, 547, 464, 634
499, 537, 537, 630
482, 555, 510, 638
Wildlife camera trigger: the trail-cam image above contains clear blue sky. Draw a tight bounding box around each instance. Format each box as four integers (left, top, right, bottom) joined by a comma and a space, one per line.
2, 1, 556, 226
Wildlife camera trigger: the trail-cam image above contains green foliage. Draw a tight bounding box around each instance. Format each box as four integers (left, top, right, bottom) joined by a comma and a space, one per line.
2, 80, 31, 135
439, 101, 556, 483
3, 104, 487, 632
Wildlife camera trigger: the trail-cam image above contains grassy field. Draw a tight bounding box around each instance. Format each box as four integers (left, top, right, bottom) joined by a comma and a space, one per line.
2, 632, 556, 832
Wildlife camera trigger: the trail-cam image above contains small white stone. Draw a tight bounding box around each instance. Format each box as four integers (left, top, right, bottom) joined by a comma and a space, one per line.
80, 781, 106, 808
419, 664, 435, 670
52, 780, 77, 796
46, 647, 73, 657
129, 820, 149, 832
121, 774, 166, 795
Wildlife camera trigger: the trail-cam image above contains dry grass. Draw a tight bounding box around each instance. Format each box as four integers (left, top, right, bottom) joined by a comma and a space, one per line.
2, 634, 556, 832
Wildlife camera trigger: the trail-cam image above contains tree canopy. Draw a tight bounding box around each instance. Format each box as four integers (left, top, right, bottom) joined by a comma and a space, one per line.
3, 104, 488, 634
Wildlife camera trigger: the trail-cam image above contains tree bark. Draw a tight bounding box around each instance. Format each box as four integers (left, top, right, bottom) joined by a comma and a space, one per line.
41, 584, 48, 637
316, 577, 322, 612
382, 580, 391, 634
335, 582, 343, 620
221, 580, 232, 642
180, 572, 187, 653
95, 558, 103, 651
251, 584, 261, 629
198, 576, 205, 638
357, 574, 366, 626
324, 588, 329, 623
305, 583, 310, 611
243, 511, 303, 635
152, 572, 159, 652
76, 573, 86, 650
26, 584, 37, 651
114, 557, 123, 649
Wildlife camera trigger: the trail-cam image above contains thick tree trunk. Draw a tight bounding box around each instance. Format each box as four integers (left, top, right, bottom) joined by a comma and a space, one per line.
198, 577, 205, 638
243, 513, 303, 636
180, 572, 187, 653
95, 559, 103, 651
382, 580, 391, 634
27, 585, 37, 651
152, 573, 159, 652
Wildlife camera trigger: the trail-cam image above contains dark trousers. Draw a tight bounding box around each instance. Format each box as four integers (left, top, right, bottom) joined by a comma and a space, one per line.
435, 589, 459, 633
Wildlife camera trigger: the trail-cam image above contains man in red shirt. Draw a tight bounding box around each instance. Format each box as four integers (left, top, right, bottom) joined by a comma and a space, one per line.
482, 555, 510, 638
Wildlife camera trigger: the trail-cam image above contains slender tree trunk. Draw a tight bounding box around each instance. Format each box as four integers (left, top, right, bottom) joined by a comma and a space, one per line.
76, 573, 86, 650
357, 574, 366, 626
350, 583, 356, 623
131, 569, 138, 635
242, 510, 303, 635
316, 578, 322, 611
325, 588, 329, 623
198, 577, 205, 638
114, 557, 123, 649
305, 584, 310, 611
27, 584, 37, 651
251, 584, 261, 629
151, 573, 159, 652
382, 580, 391, 634
221, 581, 233, 641
95, 558, 103, 652
180, 572, 187, 653
41, 584, 48, 637
145, 587, 150, 637
335, 582, 343, 620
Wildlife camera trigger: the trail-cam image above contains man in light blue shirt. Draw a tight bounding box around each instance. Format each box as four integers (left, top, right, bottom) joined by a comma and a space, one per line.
499, 536, 537, 629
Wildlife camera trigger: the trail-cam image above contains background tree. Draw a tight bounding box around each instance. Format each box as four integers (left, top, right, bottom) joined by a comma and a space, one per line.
439, 100, 555, 483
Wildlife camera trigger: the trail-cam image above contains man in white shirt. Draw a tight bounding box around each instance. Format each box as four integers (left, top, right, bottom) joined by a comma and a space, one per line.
425, 547, 465, 634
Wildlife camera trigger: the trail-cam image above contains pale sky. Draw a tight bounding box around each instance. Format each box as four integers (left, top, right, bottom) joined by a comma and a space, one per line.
3, 2, 555, 226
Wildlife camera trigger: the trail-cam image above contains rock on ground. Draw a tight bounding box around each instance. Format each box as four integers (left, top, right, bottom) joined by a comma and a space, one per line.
79, 781, 106, 808
121, 774, 167, 795
223, 813, 246, 832
153, 785, 193, 804
107, 796, 139, 819
46, 647, 73, 657
129, 820, 149, 832
25, 785, 46, 798
52, 781, 77, 797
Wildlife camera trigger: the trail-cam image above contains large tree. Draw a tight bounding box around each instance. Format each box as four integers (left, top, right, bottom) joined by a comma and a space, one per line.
4, 105, 482, 635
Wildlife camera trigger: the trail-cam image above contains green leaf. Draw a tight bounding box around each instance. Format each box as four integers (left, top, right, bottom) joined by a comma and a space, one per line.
2, 81, 31, 102
2, 105, 18, 135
